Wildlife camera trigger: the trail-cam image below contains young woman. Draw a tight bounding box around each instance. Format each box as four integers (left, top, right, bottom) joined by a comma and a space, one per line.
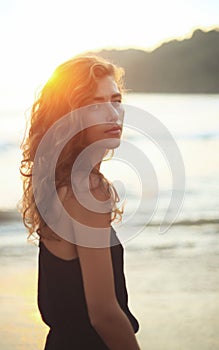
19, 55, 140, 349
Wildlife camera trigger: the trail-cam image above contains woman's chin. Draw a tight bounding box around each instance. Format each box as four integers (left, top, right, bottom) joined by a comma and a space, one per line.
103, 137, 121, 149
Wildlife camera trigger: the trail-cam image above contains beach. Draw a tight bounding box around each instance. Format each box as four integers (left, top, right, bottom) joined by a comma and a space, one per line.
125, 237, 219, 350
0, 237, 47, 350
0, 221, 219, 350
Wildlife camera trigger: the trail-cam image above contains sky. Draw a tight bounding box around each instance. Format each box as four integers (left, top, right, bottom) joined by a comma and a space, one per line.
0, 0, 218, 103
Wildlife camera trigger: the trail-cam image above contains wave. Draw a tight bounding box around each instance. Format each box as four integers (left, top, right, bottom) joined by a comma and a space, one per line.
1, 209, 219, 229
0, 141, 19, 152
138, 218, 219, 227
0, 210, 21, 222
0, 130, 219, 154
177, 131, 219, 140
128, 131, 219, 142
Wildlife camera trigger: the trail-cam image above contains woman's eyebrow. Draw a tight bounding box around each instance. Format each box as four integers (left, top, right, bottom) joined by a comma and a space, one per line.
93, 93, 122, 102
111, 93, 122, 100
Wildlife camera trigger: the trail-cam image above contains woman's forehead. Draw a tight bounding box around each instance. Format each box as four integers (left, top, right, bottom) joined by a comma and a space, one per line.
94, 76, 120, 99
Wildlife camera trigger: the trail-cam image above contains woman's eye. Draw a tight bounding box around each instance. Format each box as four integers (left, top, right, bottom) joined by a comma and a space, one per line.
88, 101, 122, 112
111, 100, 122, 108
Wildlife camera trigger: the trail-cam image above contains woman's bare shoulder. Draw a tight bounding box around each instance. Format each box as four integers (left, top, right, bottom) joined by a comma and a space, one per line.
40, 226, 79, 260
40, 185, 78, 260
62, 181, 112, 228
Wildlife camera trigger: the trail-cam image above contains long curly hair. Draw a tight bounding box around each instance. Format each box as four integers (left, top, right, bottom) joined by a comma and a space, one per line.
18, 55, 125, 240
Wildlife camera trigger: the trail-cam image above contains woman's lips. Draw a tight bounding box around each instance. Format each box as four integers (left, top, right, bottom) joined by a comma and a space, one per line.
104, 125, 122, 135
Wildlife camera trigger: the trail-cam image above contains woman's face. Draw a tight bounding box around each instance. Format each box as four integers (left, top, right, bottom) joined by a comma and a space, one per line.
82, 75, 124, 150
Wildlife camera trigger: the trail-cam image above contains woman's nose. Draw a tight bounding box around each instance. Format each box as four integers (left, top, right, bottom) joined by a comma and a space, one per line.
106, 102, 120, 122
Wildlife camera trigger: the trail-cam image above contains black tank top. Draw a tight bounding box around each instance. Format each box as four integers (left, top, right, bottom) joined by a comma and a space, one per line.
38, 227, 139, 350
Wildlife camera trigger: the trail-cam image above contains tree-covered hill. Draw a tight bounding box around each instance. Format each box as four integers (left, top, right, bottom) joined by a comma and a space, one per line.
89, 29, 219, 93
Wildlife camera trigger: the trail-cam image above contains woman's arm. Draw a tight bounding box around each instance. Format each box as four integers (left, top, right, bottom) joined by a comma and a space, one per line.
76, 242, 141, 350
63, 187, 141, 350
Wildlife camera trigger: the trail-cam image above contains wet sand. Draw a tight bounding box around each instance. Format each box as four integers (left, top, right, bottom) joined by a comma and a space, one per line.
125, 249, 219, 350
0, 236, 219, 349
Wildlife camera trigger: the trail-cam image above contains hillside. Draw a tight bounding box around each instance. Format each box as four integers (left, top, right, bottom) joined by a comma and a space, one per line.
89, 29, 219, 93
